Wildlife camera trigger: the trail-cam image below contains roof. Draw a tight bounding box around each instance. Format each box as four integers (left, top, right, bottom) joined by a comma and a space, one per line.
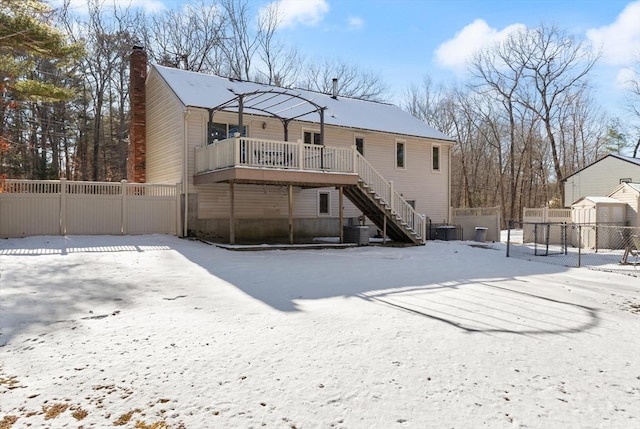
628, 183, 640, 193
151, 65, 454, 142
562, 154, 640, 182
573, 196, 625, 205
608, 182, 640, 196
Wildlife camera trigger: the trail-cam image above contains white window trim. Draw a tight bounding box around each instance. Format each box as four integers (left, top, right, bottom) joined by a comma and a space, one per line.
303, 128, 321, 145
432, 144, 441, 173
317, 190, 331, 216
396, 139, 406, 170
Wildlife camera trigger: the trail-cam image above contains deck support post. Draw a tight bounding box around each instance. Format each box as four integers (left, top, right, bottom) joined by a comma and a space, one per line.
339, 186, 344, 244
230, 182, 235, 245
288, 184, 294, 245
383, 215, 387, 245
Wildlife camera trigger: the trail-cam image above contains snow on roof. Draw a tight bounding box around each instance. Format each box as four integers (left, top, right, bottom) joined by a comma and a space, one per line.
575, 196, 624, 205
627, 183, 640, 193
151, 64, 454, 142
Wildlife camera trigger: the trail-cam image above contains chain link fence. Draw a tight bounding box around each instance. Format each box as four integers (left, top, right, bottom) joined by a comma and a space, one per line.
506, 221, 640, 277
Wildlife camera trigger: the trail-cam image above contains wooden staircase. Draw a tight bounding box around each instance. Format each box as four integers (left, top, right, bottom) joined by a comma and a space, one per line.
344, 153, 426, 245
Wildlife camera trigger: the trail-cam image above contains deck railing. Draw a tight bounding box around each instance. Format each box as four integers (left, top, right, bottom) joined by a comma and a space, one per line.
355, 152, 426, 241
195, 136, 355, 174
195, 136, 426, 242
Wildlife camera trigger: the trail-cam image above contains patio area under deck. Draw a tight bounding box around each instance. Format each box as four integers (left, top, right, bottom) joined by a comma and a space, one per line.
193, 136, 427, 246
194, 136, 360, 245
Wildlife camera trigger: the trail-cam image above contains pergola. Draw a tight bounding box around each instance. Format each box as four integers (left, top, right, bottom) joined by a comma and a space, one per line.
200, 87, 353, 245
206, 87, 328, 145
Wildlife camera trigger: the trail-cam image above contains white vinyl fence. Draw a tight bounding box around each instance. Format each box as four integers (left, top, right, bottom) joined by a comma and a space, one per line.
451, 207, 501, 242
522, 207, 572, 244
0, 179, 181, 238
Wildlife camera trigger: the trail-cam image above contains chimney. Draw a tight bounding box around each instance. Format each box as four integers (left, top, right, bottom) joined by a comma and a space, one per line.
128, 45, 147, 183
331, 78, 338, 99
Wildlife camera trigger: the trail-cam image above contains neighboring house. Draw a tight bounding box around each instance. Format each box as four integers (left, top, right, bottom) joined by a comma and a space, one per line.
128, 47, 455, 244
562, 154, 640, 207
608, 182, 640, 227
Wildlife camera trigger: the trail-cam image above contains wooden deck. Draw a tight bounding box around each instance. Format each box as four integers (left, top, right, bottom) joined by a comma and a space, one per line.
194, 136, 426, 245
193, 165, 358, 188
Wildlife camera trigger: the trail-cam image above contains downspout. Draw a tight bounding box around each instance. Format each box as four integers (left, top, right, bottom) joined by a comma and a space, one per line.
183, 108, 190, 237
448, 144, 452, 224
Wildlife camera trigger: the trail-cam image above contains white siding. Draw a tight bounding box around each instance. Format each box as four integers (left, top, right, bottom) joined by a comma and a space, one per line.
608, 184, 640, 227
148, 75, 452, 223
563, 157, 640, 207
146, 70, 184, 184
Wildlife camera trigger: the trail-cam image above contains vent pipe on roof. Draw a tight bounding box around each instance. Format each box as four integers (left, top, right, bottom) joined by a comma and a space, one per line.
331, 78, 338, 99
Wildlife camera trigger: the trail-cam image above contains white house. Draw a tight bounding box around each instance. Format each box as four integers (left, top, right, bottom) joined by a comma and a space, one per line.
562, 154, 640, 207
129, 47, 455, 244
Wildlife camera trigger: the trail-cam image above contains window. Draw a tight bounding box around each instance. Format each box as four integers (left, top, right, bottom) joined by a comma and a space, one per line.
396, 140, 405, 169
209, 123, 247, 143
304, 130, 321, 145
432, 145, 440, 171
620, 178, 632, 184
355, 137, 364, 155
318, 191, 330, 216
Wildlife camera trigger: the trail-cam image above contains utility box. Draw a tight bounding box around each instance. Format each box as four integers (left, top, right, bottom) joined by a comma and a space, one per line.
436, 225, 457, 241
343, 226, 370, 246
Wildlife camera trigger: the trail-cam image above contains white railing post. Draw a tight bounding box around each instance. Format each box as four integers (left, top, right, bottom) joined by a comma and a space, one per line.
59, 178, 67, 235
353, 146, 358, 174
421, 215, 426, 242
389, 181, 394, 212
298, 139, 304, 170
234, 133, 241, 165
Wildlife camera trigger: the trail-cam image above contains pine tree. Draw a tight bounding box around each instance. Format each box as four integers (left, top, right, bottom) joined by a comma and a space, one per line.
0, 0, 83, 179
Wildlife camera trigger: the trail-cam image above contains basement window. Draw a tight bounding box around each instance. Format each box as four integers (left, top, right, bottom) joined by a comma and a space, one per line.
318, 191, 331, 216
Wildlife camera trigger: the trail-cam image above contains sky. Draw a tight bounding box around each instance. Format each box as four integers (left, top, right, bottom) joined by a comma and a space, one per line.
1, 234, 638, 427
59, 0, 640, 122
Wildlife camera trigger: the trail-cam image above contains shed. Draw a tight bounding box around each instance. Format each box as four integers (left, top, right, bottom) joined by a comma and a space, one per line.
607, 182, 640, 227
571, 196, 626, 249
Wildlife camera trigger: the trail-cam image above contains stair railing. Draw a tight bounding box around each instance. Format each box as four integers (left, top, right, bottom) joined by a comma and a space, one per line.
354, 150, 426, 241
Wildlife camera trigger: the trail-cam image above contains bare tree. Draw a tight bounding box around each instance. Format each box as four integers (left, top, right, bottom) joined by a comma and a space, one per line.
518, 25, 599, 203
255, 2, 302, 87
623, 58, 640, 157
60, 0, 141, 180
470, 29, 529, 221
143, 1, 225, 73
219, 0, 259, 80
298, 58, 389, 101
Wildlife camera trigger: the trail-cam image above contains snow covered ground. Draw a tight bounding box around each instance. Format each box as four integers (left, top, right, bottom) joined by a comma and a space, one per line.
0, 235, 638, 429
